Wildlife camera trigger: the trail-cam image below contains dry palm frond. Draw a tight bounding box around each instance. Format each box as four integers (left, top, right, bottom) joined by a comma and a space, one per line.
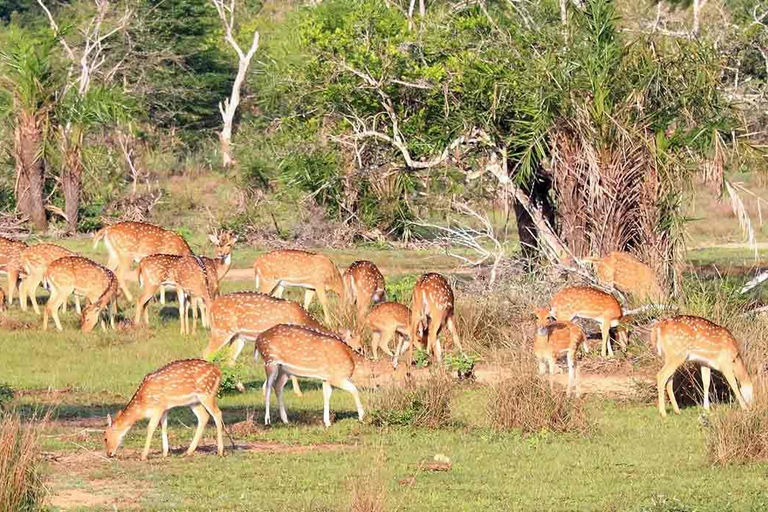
725, 181, 758, 260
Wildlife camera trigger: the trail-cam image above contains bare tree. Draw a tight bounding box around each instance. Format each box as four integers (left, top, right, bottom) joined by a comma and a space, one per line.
210, 0, 260, 167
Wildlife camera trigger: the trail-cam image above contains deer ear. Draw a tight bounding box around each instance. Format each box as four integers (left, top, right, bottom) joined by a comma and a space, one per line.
208, 234, 219, 245
107, 414, 112, 427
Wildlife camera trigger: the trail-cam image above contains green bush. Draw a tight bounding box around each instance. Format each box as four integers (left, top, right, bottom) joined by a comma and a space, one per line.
0, 384, 13, 410
385, 274, 419, 305
368, 371, 454, 429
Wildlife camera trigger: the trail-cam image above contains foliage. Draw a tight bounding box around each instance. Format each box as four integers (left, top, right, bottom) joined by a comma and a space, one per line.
210, 352, 245, 396
0, 384, 13, 410
0, 413, 46, 512
443, 352, 481, 379
384, 274, 418, 304
707, 382, 768, 465
368, 371, 454, 428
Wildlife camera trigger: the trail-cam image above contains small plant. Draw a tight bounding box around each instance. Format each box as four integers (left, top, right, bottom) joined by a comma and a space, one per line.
385, 274, 418, 304
210, 353, 245, 396
444, 352, 481, 380
0, 384, 13, 410
412, 347, 430, 368
369, 371, 454, 429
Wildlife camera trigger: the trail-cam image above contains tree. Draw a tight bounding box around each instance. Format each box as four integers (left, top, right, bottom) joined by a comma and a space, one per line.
0, 31, 57, 231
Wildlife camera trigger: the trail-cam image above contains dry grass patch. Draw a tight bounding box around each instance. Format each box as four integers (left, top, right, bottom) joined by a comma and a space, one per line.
368, 371, 455, 429
708, 379, 768, 466
0, 413, 47, 512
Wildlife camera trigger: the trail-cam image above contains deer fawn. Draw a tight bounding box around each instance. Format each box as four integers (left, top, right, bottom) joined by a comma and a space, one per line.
105, 359, 226, 460
585, 251, 664, 302
19, 243, 79, 315
652, 315, 754, 417
549, 286, 627, 358
253, 249, 345, 324
137, 255, 213, 334
93, 221, 192, 301
0, 236, 27, 307
42, 256, 118, 332
359, 302, 417, 361
533, 307, 587, 396
395, 273, 462, 368
343, 260, 386, 326
257, 324, 365, 428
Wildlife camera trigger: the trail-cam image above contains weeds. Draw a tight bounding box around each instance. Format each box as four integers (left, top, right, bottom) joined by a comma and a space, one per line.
347, 449, 388, 512
0, 413, 47, 512
0, 384, 13, 410
707, 380, 768, 466
368, 371, 455, 429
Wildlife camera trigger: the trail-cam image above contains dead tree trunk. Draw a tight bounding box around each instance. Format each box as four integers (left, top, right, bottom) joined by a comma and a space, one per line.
14, 111, 47, 232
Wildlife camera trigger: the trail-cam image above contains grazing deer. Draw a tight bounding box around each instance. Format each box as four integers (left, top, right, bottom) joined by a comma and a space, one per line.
0, 236, 27, 307
395, 273, 462, 368
652, 315, 754, 417
360, 302, 416, 361
192, 231, 238, 319
257, 324, 365, 428
253, 249, 345, 323
105, 359, 226, 460
585, 251, 664, 302
137, 255, 213, 334
93, 221, 192, 301
19, 243, 79, 315
549, 286, 627, 358
43, 256, 119, 332
343, 260, 386, 326
533, 307, 587, 396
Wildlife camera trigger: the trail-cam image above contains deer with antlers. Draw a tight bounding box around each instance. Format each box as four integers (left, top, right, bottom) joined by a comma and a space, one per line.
105, 359, 227, 460
136, 255, 213, 334
93, 221, 192, 301
42, 256, 118, 332
394, 273, 462, 368
253, 249, 345, 324
533, 307, 587, 396
585, 251, 664, 303
549, 286, 627, 358
343, 260, 386, 326
257, 324, 365, 428
652, 315, 754, 417
0, 236, 27, 307
18, 243, 79, 315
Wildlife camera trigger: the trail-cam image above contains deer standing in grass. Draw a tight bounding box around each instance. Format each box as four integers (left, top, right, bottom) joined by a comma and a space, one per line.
0, 236, 27, 307
585, 251, 664, 303
19, 243, 79, 315
652, 315, 754, 417
93, 221, 192, 301
136, 255, 213, 334
43, 256, 118, 332
360, 302, 417, 362
343, 260, 386, 326
257, 324, 365, 428
395, 273, 462, 368
253, 249, 345, 324
549, 286, 626, 358
105, 359, 227, 460
533, 307, 587, 396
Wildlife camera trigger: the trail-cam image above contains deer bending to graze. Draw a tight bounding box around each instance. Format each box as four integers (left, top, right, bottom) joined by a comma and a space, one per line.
343, 260, 386, 327
93, 221, 192, 302
395, 273, 462, 368
360, 302, 418, 362
0, 236, 27, 307
253, 249, 345, 324
192, 232, 238, 320
549, 286, 627, 358
19, 243, 79, 315
533, 307, 587, 396
652, 315, 754, 417
585, 251, 664, 303
105, 359, 228, 460
257, 324, 365, 428
43, 256, 118, 332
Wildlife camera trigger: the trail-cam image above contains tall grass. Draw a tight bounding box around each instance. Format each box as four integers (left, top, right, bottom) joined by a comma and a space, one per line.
0, 413, 47, 512
708, 380, 768, 466
368, 371, 455, 429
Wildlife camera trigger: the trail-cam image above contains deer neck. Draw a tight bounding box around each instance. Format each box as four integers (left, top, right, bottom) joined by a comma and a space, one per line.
215, 253, 232, 281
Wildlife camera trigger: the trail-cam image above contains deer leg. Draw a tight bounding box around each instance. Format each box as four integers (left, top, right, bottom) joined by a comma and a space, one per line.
159, 285, 166, 305
74, 295, 81, 315
19, 275, 31, 312
302, 288, 316, 310
271, 283, 284, 298
141, 415, 162, 461
701, 366, 711, 411
48, 289, 67, 331
42, 287, 58, 331
276, 372, 291, 424
666, 376, 680, 414
356, 296, 369, 327
264, 365, 279, 426
178, 292, 187, 335
291, 376, 303, 397
161, 412, 169, 457
601, 321, 613, 358
7, 270, 17, 306
110, 300, 116, 330
29, 275, 42, 315
191, 296, 199, 334
322, 381, 333, 428
371, 331, 382, 360
186, 404, 210, 457
446, 313, 463, 352
657, 361, 680, 417
337, 378, 365, 422
428, 318, 442, 364
567, 350, 580, 398
135, 284, 159, 325
116, 257, 134, 302
200, 396, 225, 457
721, 366, 749, 410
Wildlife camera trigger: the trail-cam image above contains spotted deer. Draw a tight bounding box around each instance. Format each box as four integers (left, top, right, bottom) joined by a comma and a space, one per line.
358, 302, 417, 361
343, 260, 386, 326
43, 256, 118, 332
585, 251, 664, 302
533, 307, 587, 396
395, 273, 462, 368
549, 286, 627, 358
19, 243, 79, 315
0, 236, 27, 307
253, 249, 345, 323
136, 255, 213, 334
652, 315, 754, 417
105, 359, 226, 460
257, 324, 365, 428
93, 221, 192, 301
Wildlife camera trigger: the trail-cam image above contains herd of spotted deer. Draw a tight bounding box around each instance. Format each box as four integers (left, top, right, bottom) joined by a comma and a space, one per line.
0, 221, 756, 460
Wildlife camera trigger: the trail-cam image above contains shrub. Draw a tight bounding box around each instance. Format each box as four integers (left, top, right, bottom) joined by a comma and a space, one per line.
0, 384, 13, 410
368, 371, 454, 429
707, 381, 768, 465
0, 413, 46, 512
210, 353, 245, 396
385, 274, 418, 305
485, 371, 591, 435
